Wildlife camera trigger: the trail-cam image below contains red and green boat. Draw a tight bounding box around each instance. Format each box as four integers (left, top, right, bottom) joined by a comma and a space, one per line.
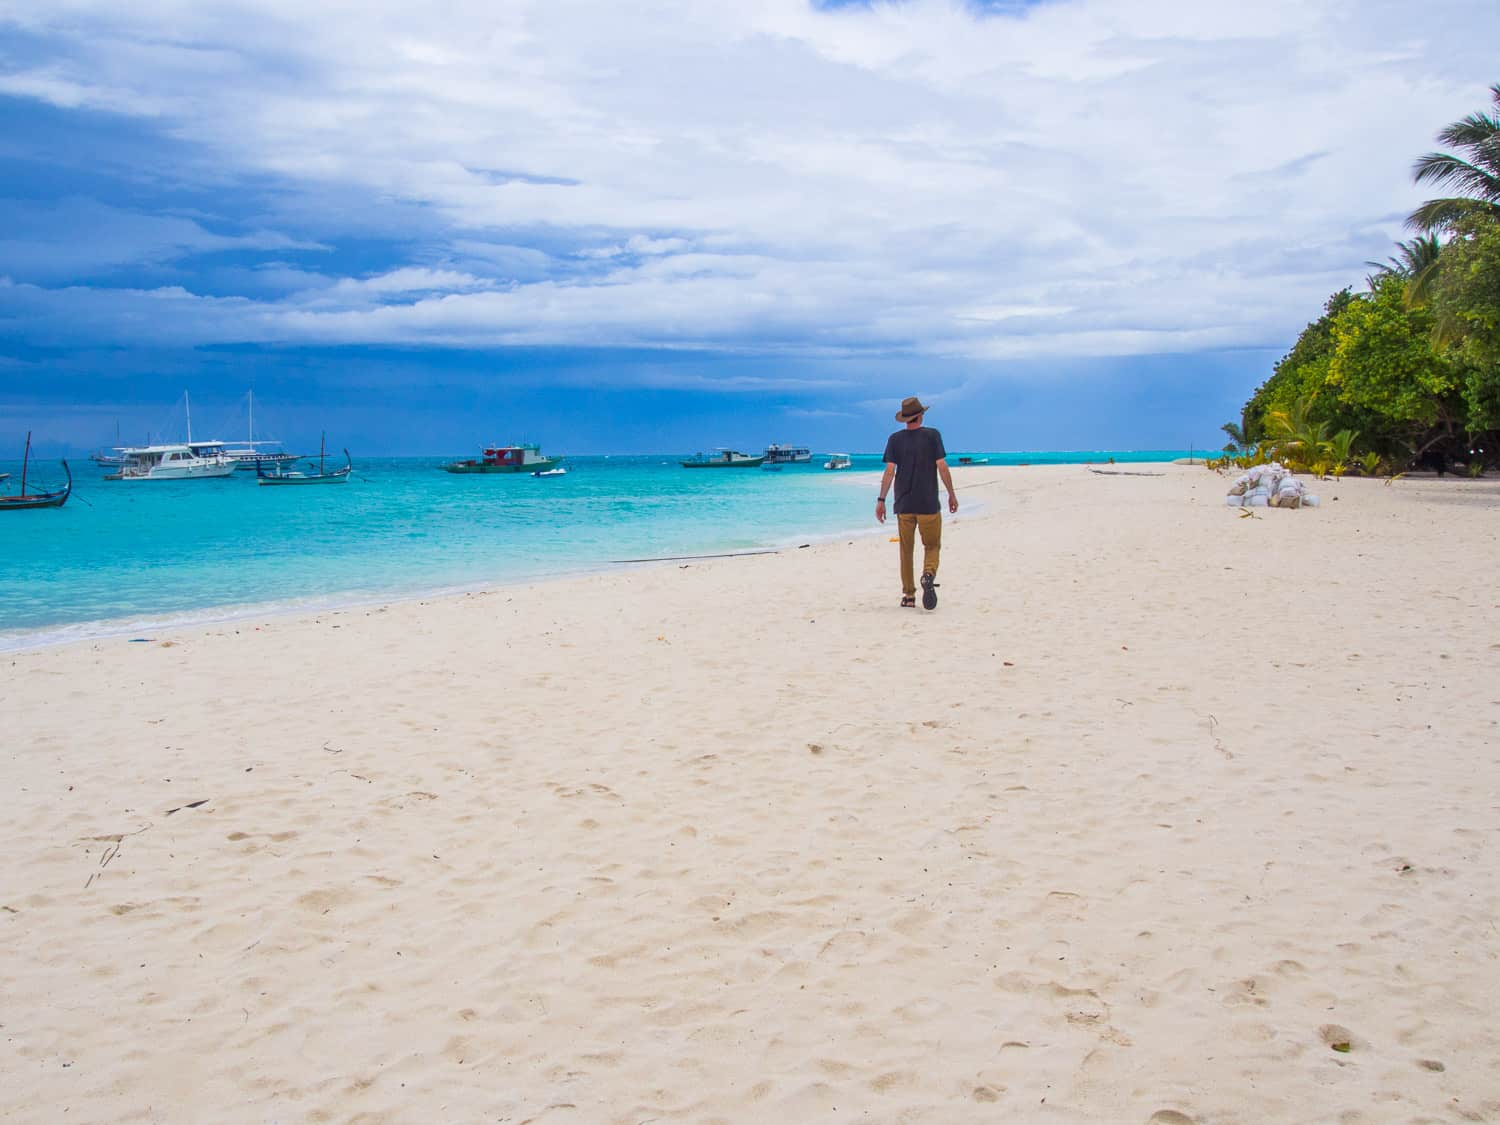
443, 443, 564, 474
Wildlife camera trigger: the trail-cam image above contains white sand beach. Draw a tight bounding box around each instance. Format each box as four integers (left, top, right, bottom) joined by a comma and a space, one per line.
4, 463, 1498, 1124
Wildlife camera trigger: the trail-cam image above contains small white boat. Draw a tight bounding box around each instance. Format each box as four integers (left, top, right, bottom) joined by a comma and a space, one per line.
824, 453, 852, 470
531, 467, 567, 477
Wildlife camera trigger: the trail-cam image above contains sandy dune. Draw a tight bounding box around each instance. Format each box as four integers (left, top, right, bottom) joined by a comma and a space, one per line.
4, 464, 1498, 1124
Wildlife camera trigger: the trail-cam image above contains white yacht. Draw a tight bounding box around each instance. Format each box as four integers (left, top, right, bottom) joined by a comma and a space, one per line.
104, 393, 235, 480
106, 443, 236, 480
824, 453, 853, 470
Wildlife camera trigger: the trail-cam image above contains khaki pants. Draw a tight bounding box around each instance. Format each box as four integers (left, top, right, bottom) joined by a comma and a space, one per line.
897, 512, 942, 596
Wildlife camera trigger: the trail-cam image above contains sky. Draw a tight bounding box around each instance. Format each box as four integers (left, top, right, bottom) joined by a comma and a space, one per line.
2, 0, 1498, 456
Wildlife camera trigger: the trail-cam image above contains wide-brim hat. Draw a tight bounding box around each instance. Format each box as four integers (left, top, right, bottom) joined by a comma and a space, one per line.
895, 396, 930, 423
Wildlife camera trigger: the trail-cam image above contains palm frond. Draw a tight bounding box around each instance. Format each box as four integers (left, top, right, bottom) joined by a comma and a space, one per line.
1411, 152, 1500, 198
1406, 195, 1500, 232
1435, 113, 1500, 160
1405, 254, 1442, 309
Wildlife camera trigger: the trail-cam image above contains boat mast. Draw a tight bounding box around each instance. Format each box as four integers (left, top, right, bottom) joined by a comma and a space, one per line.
185, 392, 193, 445
20, 430, 30, 497
248, 390, 254, 445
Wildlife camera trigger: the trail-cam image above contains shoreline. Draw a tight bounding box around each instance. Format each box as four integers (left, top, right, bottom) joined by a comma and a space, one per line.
0, 468, 997, 655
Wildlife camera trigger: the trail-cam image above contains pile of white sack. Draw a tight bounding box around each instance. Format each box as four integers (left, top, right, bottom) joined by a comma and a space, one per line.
1225, 462, 1320, 509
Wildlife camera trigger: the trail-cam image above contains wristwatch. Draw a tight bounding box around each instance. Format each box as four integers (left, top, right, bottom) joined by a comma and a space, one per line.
876, 496, 887, 502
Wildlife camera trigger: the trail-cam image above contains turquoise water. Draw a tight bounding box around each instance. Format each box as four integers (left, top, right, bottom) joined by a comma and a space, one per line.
1, 450, 1194, 648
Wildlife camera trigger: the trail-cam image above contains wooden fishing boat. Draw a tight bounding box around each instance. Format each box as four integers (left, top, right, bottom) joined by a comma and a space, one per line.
1, 432, 72, 510
257, 433, 352, 485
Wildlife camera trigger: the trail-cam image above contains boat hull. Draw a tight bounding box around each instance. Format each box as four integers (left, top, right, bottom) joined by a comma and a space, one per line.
257, 473, 349, 486
111, 462, 236, 480
681, 457, 765, 468
0, 491, 70, 509
444, 457, 563, 474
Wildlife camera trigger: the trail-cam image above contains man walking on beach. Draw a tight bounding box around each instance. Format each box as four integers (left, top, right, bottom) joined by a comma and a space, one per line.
876, 396, 958, 609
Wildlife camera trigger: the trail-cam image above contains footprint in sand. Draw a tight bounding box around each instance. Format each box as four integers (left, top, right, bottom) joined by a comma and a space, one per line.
1319, 1024, 1359, 1053
1148, 1112, 1196, 1125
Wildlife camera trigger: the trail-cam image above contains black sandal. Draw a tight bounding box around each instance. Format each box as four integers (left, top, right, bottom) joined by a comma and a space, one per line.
921, 573, 939, 610
900, 595, 916, 608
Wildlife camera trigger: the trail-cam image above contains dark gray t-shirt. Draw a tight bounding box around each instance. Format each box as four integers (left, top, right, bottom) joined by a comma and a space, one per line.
882, 426, 946, 514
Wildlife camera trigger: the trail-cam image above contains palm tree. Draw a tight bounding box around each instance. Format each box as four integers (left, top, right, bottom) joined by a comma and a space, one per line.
1220, 419, 1248, 453
1364, 235, 1444, 306
1265, 397, 1331, 467
1407, 82, 1500, 232
1326, 429, 1359, 478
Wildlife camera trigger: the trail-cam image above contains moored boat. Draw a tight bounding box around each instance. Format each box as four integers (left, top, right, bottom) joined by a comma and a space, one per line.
824, 453, 853, 470
681, 449, 765, 468
258, 433, 351, 485
105, 393, 236, 480
444, 443, 564, 474
764, 443, 811, 464
105, 443, 236, 480
225, 391, 300, 470
1, 432, 72, 510
90, 421, 129, 466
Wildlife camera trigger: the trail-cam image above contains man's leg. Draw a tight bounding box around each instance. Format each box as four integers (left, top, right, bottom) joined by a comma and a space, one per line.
917, 513, 942, 578
917, 513, 942, 608
898, 513, 918, 597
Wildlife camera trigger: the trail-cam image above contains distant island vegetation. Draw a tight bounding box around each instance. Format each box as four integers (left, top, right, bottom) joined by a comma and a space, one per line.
1224, 82, 1500, 478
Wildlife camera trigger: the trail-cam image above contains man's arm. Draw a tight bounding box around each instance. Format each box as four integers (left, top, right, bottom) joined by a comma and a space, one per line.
937, 459, 958, 514
875, 463, 896, 523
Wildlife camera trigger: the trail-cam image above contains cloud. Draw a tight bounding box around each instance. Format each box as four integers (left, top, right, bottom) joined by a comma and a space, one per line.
0, 0, 1497, 367
0, 197, 325, 282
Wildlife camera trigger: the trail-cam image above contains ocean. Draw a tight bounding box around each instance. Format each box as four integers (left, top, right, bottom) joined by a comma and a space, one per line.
1, 450, 1195, 649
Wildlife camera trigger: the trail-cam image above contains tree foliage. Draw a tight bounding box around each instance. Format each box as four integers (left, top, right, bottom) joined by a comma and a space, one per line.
1231, 83, 1500, 469
1242, 289, 1354, 443
1328, 275, 1458, 429
1429, 215, 1500, 430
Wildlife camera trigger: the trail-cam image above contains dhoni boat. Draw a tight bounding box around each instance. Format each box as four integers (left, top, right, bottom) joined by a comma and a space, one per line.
1, 432, 72, 510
